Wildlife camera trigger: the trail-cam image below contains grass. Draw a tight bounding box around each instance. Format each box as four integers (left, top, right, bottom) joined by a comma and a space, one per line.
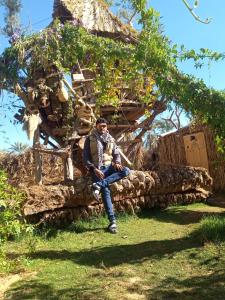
195, 215, 225, 243
1, 203, 225, 300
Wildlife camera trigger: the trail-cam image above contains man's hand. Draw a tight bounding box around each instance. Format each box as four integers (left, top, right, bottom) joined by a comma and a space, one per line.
94, 168, 105, 180
112, 162, 123, 171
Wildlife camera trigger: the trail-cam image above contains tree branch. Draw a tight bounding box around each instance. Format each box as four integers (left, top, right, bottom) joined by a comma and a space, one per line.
182, 0, 211, 24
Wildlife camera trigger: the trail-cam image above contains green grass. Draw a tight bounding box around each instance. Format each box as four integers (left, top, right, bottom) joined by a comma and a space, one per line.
195, 215, 225, 243
1, 203, 225, 300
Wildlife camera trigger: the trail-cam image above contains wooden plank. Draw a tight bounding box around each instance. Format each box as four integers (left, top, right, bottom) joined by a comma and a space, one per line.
100, 106, 143, 112
39, 123, 62, 146
108, 123, 154, 129
64, 157, 74, 182
108, 124, 137, 129
72, 78, 94, 83
124, 108, 145, 121
118, 149, 133, 167
33, 147, 70, 159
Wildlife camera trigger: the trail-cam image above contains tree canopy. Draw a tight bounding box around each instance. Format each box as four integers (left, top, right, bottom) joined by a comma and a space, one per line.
1, 0, 225, 149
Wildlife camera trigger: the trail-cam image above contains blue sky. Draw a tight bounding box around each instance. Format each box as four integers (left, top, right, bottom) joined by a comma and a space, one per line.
1, 0, 225, 149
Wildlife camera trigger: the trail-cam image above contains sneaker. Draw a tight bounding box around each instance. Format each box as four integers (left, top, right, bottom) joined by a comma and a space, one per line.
92, 183, 101, 201
108, 222, 118, 234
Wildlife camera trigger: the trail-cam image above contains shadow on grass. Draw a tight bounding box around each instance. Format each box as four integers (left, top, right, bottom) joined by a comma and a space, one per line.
29, 236, 200, 268
138, 208, 225, 226
147, 269, 225, 300
5, 279, 107, 300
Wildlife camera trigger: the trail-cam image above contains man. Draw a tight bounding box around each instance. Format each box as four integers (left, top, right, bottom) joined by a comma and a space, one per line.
83, 117, 130, 233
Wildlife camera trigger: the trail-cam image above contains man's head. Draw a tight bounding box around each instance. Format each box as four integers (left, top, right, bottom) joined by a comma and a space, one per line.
96, 117, 108, 134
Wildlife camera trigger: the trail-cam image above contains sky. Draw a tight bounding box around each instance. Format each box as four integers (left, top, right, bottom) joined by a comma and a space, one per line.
0, 0, 225, 150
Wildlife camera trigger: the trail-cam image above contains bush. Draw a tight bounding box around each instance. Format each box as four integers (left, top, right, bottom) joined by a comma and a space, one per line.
196, 215, 225, 243
0, 169, 31, 243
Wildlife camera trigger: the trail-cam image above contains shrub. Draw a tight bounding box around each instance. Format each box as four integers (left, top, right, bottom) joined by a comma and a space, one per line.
0, 169, 31, 243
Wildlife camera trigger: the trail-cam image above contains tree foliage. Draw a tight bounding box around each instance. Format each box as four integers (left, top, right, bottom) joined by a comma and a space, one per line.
8, 141, 29, 153
0, 1, 225, 146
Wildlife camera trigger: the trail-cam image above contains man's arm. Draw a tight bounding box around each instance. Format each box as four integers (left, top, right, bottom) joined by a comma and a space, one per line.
112, 142, 122, 165
112, 142, 123, 170
83, 137, 95, 171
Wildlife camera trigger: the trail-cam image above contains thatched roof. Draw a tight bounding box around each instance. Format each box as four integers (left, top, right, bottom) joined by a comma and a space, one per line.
53, 0, 138, 43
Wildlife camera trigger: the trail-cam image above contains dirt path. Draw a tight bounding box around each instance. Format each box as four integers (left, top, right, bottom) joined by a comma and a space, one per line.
0, 273, 36, 299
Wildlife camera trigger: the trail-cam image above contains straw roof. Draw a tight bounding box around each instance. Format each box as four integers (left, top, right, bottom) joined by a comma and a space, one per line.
53, 0, 138, 43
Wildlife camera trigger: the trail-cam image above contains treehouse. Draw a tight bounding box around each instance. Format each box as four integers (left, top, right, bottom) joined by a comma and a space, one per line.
0, 0, 214, 223
5, 0, 167, 183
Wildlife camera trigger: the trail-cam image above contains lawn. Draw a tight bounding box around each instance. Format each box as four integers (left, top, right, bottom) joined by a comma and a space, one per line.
1, 203, 225, 300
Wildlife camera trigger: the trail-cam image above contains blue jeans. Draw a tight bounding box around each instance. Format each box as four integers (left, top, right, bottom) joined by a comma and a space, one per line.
92, 164, 130, 223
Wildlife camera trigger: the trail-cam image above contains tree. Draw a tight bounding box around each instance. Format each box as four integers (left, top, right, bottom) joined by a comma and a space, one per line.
0, 0, 224, 156
0, 0, 22, 38
8, 141, 29, 154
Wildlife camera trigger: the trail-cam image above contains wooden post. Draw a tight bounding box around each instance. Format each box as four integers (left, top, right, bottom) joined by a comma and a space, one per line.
33, 127, 42, 185
64, 155, 74, 182
63, 143, 74, 182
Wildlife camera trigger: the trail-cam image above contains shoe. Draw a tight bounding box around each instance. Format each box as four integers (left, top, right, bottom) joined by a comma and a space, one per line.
92, 183, 101, 201
108, 222, 118, 234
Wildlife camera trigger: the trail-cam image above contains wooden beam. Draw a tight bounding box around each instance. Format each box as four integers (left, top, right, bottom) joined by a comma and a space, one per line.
72, 78, 94, 83
33, 127, 42, 185
39, 123, 62, 146
100, 107, 143, 112
124, 108, 145, 122
64, 157, 74, 182
33, 146, 71, 159
43, 135, 49, 145
118, 149, 133, 167
108, 124, 137, 129
40, 134, 59, 149
117, 138, 142, 145
108, 124, 151, 129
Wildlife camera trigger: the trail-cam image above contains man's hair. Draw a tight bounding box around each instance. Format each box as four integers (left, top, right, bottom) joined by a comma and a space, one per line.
96, 117, 108, 125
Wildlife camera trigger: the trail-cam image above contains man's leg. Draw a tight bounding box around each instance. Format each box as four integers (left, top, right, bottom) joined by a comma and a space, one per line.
101, 185, 116, 224
95, 165, 130, 188
92, 165, 130, 233
91, 166, 116, 223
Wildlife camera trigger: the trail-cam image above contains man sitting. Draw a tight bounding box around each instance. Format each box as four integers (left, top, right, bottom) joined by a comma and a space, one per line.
83, 118, 130, 233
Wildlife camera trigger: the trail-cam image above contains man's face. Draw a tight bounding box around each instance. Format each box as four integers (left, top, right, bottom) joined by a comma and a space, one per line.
96, 123, 107, 134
